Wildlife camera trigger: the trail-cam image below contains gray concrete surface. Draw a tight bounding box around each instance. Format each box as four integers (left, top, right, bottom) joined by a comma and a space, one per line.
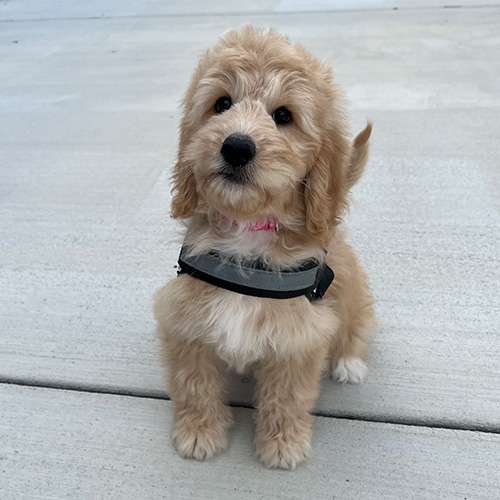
2, 384, 499, 499
0, 0, 499, 497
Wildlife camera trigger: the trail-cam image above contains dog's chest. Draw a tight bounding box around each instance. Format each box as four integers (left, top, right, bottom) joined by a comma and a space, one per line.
203, 292, 337, 370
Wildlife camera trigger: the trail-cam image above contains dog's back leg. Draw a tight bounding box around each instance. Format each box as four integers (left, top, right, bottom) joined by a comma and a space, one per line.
326, 236, 376, 384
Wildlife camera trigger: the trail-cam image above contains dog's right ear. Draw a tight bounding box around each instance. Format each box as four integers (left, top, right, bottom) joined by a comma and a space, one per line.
171, 144, 197, 219
170, 56, 212, 219
170, 76, 202, 219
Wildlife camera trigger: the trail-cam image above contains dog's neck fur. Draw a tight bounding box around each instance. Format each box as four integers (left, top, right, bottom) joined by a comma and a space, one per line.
182, 212, 326, 270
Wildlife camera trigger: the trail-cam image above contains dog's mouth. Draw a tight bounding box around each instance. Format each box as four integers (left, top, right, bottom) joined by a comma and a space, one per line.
202, 170, 269, 221
218, 164, 254, 185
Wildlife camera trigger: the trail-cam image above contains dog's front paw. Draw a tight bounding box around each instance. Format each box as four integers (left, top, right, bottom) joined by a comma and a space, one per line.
332, 356, 368, 384
173, 408, 232, 461
256, 425, 311, 470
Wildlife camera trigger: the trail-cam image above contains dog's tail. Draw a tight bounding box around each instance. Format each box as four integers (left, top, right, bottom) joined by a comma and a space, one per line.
346, 122, 372, 190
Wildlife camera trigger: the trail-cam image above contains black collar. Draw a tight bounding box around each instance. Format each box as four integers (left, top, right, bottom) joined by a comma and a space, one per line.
177, 246, 334, 301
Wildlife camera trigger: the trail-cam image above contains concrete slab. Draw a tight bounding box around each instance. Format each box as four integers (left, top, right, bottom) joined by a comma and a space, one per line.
1, 384, 499, 499
1, 0, 498, 21
0, 5, 499, 429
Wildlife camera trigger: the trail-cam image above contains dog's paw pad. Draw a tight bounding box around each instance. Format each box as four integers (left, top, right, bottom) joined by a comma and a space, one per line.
173, 424, 228, 461
332, 357, 368, 384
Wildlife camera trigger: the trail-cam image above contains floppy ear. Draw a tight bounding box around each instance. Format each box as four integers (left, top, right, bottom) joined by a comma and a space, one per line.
304, 124, 350, 243
170, 66, 204, 219
346, 122, 372, 190
170, 130, 198, 219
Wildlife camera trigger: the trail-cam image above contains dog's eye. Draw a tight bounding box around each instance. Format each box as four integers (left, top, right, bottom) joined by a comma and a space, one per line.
214, 96, 232, 114
272, 106, 292, 126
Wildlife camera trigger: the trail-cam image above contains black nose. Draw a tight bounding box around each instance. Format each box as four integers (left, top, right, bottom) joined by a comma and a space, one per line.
220, 133, 256, 168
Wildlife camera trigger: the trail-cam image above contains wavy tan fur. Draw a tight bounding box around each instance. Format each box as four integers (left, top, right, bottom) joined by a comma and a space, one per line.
154, 26, 375, 469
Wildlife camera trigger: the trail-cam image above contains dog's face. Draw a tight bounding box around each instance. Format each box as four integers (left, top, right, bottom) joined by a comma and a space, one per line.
172, 27, 369, 243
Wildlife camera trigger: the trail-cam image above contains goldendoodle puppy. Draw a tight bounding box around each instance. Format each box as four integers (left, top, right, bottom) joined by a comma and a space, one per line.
154, 26, 375, 469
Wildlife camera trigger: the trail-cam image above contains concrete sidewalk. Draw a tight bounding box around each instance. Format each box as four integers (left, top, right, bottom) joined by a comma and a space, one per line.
1, 1, 499, 498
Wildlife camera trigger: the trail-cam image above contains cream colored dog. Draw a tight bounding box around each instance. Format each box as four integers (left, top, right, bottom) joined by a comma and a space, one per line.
154, 26, 375, 469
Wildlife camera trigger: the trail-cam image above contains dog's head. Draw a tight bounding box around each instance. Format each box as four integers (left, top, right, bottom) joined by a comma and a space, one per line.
171, 27, 370, 244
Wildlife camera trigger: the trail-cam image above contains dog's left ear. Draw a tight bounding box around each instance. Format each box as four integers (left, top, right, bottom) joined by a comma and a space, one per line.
305, 122, 372, 243
304, 122, 350, 243
346, 122, 372, 190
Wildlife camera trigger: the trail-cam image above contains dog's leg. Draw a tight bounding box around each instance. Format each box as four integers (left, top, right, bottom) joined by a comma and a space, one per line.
254, 348, 324, 469
329, 281, 375, 384
330, 291, 376, 384
330, 325, 372, 384
330, 268, 376, 384
165, 335, 232, 460
327, 239, 376, 384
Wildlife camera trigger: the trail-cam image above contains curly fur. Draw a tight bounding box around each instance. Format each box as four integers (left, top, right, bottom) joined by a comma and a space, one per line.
154, 26, 375, 469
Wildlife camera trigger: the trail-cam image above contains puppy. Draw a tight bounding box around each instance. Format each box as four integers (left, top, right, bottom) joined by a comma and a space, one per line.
154, 26, 375, 469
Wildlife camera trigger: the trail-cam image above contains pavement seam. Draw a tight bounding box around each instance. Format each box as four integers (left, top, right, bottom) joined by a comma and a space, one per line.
1, 377, 499, 436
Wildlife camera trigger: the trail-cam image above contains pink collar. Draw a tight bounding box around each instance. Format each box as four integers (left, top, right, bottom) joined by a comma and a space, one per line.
247, 219, 279, 232
219, 215, 279, 233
